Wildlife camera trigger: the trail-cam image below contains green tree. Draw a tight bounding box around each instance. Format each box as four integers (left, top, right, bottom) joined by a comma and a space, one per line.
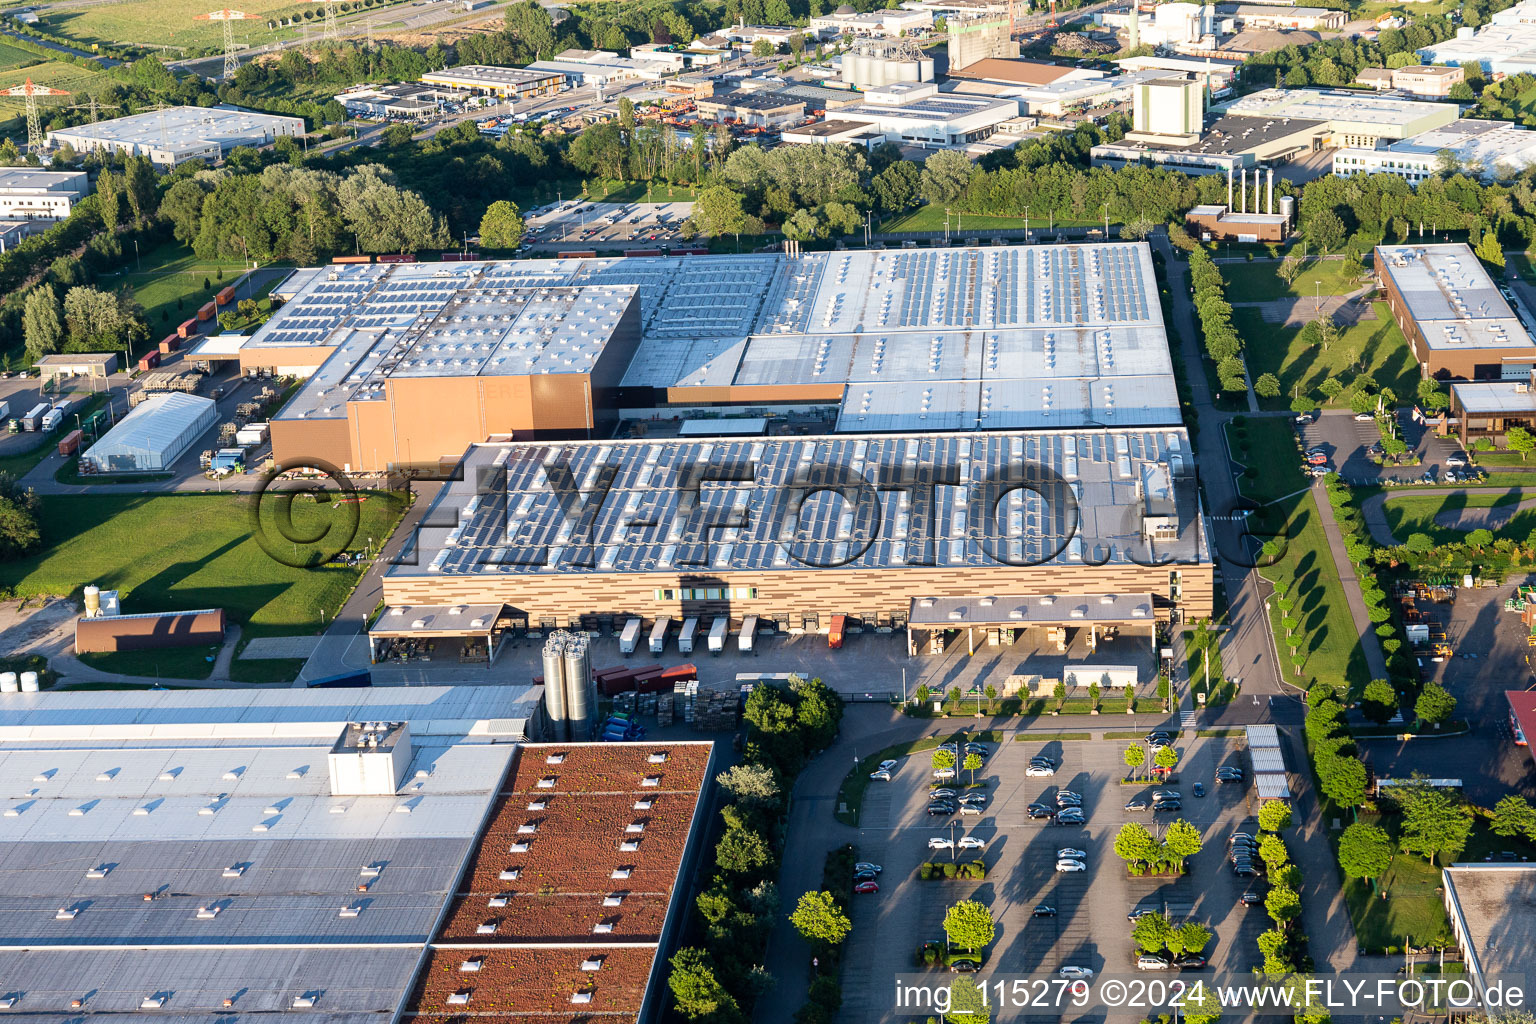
962, 751, 983, 785
1491, 795, 1536, 841
1476, 227, 1506, 268
1131, 911, 1174, 952
1396, 779, 1474, 865
943, 899, 995, 951
1258, 799, 1293, 833
715, 764, 781, 808
1113, 821, 1159, 865
21, 285, 64, 361
1265, 885, 1302, 927
1318, 376, 1344, 402
1256, 928, 1291, 974
1259, 834, 1290, 873
872, 159, 921, 214
0, 492, 41, 561
716, 825, 772, 875
1123, 743, 1145, 777
1172, 921, 1212, 957
1153, 744, 1177, 771
668, 947, 743, 1024
1304, 207, 1347, 253
1255, 372, 1281, 398
1415, 682, 1457, 724
477, 200, 527, 249
1163, 819, 1203, 863
948, 978, 990, 1024
690, 185, 748, 238
932, 749, 956, 774
1337, 822, 1393, 882
752, 37, 774, 57
1317, 753, 1369, 807
1508, 426, 1536, 461
918, 149, 975, 205
789, 891, 852, 946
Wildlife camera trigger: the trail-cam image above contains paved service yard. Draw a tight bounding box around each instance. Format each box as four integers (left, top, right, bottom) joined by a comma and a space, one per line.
839, 734, 1273, 1023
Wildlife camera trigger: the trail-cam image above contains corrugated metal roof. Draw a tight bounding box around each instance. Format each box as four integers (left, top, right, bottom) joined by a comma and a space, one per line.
1249, 747, 1286, 773
1254, 772, 1291, 800
81, 393, 217, 465
1245, 723, 1281, 749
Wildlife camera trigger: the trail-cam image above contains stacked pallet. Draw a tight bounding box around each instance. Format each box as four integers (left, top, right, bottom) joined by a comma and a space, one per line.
657, 693, 676, 726
691, 687, 738, 731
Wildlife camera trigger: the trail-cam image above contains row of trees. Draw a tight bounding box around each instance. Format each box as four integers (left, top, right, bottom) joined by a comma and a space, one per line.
1188, 247, 1248, 396
1112, 820, 1203, 875
668, 677, 842, 1024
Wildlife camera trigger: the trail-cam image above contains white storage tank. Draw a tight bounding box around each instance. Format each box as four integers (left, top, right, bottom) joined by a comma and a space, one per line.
19, 671, 40, 692
84, 585, 100, 618
0, 671, 17, 693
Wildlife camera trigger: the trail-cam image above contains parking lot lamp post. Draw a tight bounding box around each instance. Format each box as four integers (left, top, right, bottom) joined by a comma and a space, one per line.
951, 820, 957, 863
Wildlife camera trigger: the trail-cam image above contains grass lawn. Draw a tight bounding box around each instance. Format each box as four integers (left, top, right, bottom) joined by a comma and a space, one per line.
0, 62, 107, 112
1237, 304, 1418, 413
1219, 257, 1363, 304
0, 40, 46, 72
107, 242, 248, 349
1226, 417, 1308, 505
0, 492, 407, 643
586, 181, 699, 204
834, 728, 1007, 825
38, 0, 297, 51
875, 206, 1099, 234
78, 646, 217, 680
1379, 489, 1536, 546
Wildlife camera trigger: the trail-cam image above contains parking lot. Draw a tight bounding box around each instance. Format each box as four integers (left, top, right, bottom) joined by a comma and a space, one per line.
524, 201, 696, 249
1361, 583, 1536, 805
838, 735, 1274, 1022
1297, 409, 1473, 487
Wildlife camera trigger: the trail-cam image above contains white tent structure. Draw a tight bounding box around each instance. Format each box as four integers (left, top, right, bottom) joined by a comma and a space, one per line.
82, 393, 217, 473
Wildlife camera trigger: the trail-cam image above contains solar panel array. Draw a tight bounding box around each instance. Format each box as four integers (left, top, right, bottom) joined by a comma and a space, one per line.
414, 429, 1201, 577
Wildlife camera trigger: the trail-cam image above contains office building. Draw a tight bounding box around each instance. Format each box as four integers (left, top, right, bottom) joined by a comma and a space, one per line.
421, 65, 564, 101
45, 106, 305, 168
810, 81, 1017, 148
1092, 110, 1324, 174
1376, 242, 1536, 381
695, 90, 807, 127
0, 168, 88, 221
1441, 864, 1536, 1006
1333, 119, 1536, 183
810, 4, 933, 37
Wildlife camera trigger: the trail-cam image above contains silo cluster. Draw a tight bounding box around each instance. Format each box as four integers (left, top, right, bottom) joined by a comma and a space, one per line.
540, 631, 594, 740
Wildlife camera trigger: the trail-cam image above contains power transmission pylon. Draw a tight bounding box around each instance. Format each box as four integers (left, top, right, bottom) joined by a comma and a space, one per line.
195, 9, 257, 81
307, 0, 338, 42
67, 94, 103, 123
2, 79, 70, 156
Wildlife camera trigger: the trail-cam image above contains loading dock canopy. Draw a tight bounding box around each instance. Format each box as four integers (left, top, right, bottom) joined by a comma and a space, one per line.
371, 603, 508, 637
908, 593, 1155, 628
1254, 773, 1293, 800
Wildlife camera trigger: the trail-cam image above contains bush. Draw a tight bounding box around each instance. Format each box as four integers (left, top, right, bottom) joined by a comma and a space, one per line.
942, 862, 957, 878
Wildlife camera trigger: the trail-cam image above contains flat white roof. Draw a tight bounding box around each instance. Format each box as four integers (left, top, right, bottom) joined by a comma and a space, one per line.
46, 106, 304, 156
1377, 243, 1536, 351
1450, 380, 1536, 414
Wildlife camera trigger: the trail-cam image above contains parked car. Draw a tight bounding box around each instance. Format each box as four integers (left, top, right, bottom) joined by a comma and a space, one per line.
1446, 454, 1468, 467
1229, 832, 1254, 844
1176, 954, 1208, 969
1127, 908, 1158, 921
959, 804, 984, 815
1056, 790, 1082, 805
1059, 967, 1094, 980
1032, 904, 1057, 918
958, 836, 986, 850
1215, 768, 1244, 783
1055, 810, 1085, 824
958, 794, 986, 806
876, 759, 898, 772
1192, 783, 1206, 798
1057, 847, 1087, 860
1055, 858, 1087, 872
929, 837, 954, 850
854, 880, 879, 894
869, 770, 892, 781
1233, 864, 1259, 878
928, 803, 956, 816
1027, 764, 1057, 777
1153, 801, 1182, 813
1124, 798, 1150, 812
1355, 412, 1375, 422
855, 862, 882, 873
1137, 954, 1174, 970
933, 769, 957, 780
949, 958, 979, 974
963, 743, 990, 755
931, 788, 957, 799
854, 870, 877, 883
1027, 803, 1056, 819
1239, 892, 1264, 907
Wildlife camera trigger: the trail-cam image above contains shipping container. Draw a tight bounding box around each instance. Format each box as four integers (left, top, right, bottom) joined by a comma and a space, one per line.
619, 617, 642, 655
216, 286, 236, 306
659, 663, 697, 683
331, 255, 373, 264
624, 248, 663, 257
196, 302, 216, 321
649, 616, 671, 655
138, 351, 160, 371
677, 616, 698, 654
557, 250, 598, 258
75, 608, 225, 653
177, 318, 199, 340
632, 665, 667, 693
377, 253, 417, 263
597, 668, 638, 696
440, 251, 481, 262
828, 614, 846, 649
57, 428, 82, 456
738, 615, 758, 652
708, 617, 728, 654
209, 446, 248, 472
158, 333, 180, 355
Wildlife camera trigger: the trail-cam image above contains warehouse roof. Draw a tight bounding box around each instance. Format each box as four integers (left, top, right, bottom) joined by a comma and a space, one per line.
1377, 243, 1535, 350
948, 57, 1086, 85
82, 393, 215, 461
390, 427, 1206, 579
1450, 380, 1536, 415
423, 65, 564, 87
0, 685, 534, 735
1442, 863, 1536, 993
907, 592, 1155, 627
1222, 87, 1459, 132
46, 105, 303, 155
34, 352, 117, 367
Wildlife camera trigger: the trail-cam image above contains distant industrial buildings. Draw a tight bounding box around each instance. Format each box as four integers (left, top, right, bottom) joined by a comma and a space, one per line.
421, 65, 564, 101
810, 4, 933, 38
1222, 88, 1460, 147
335, 83, 439, 119
45, 106, 305, 169
838, 37, 936, 90
800, 81, 1017, 149
696, 89, 807, 127
1418, 0, 1536, 74
0, 168, 88, 221
1215, 3, 1345, 29
947, 12, 1018, 71
1354, 63, 1464, 97
0, 686, 709, 1024
1334, 119, 1536, 183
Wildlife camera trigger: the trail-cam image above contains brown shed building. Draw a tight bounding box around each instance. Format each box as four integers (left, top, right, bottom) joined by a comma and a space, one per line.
74, 609, 226, 653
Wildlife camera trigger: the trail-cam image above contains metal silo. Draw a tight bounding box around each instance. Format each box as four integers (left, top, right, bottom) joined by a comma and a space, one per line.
541, 635, 569, 741
562, 631, 594, 741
